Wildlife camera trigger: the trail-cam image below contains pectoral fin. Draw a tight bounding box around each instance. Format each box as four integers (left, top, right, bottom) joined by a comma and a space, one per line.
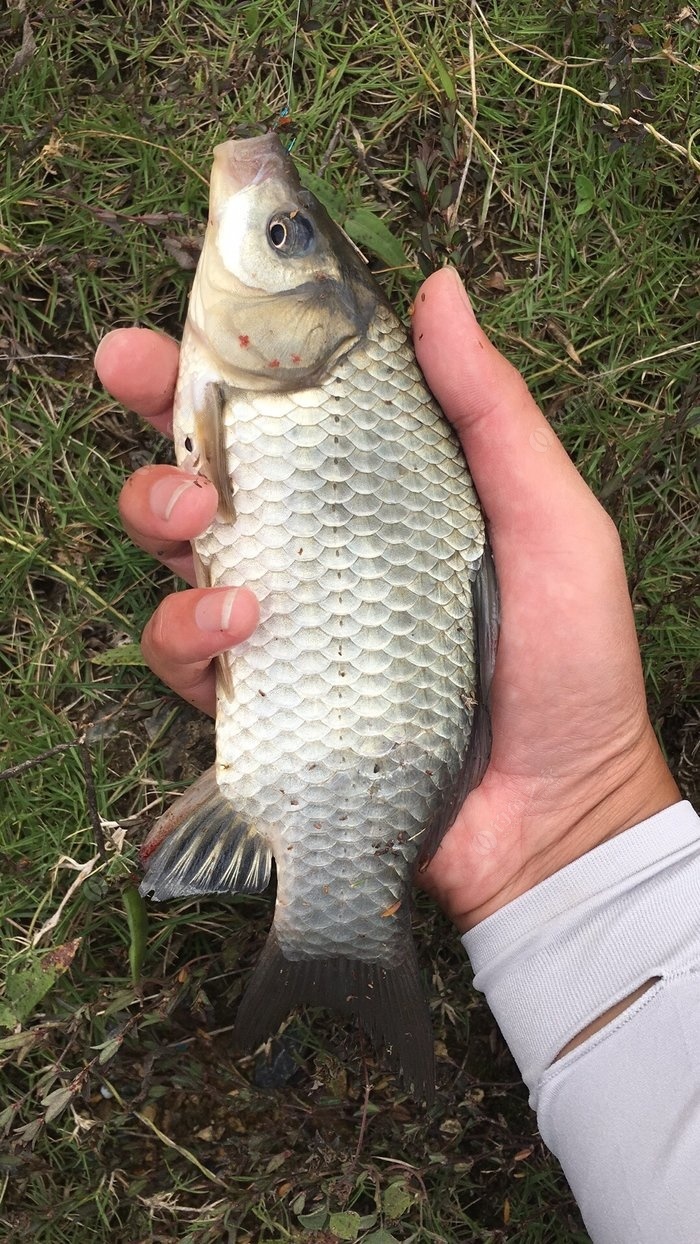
140, 765, 272, 900
193, 381, 236, 523
184, 393, 236, 705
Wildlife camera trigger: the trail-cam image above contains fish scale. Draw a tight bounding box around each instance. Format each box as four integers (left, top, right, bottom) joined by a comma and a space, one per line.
140, 133, 498, 1100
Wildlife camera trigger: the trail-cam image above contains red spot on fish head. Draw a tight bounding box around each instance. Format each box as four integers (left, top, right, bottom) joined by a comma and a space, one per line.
291, 354, 301, 364
267, 359, 280, 368
239, 334, 250, 348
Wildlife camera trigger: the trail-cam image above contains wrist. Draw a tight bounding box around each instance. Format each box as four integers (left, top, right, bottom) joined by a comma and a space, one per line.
450, 724, 681, 932
460, 800, 700, 1094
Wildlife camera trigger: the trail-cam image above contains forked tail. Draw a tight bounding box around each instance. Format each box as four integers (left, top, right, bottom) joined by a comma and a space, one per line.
233, 927, 436, 1103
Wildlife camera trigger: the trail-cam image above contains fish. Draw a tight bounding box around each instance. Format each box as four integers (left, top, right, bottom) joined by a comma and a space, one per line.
139, 132, 498, 1101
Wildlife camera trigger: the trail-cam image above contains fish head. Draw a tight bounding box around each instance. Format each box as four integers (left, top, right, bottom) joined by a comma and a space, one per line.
189, 132, 383, 390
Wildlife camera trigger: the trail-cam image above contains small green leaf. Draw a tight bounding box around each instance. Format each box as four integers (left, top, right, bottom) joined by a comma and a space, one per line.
0, 954, 66, 1027
413, 157, 429, 193
123, 886, 148, 984
575, 174, 595, 202
343, 207, 407, 270
14, 1118, 43, 1146
102, 988, 142, 1018
0, 1104, 17, 1134
0, 1032, 29, 1052
98, 1036, 123, 1065
265, 1151, 288, 1173
328, 1210, 362, 1240
574, 200, 594, 216
364, 1232, 401, 1244
0, 1003, 17, 1030
42, 1086, 73, 1124
243, 4, 258, 34
90, 643, 146, 667
297, 1206, 328, 1229
297, 167, 348, 220
431, 48, 457, 101
439, 182, 456, 211
382, 1180, 414, 1220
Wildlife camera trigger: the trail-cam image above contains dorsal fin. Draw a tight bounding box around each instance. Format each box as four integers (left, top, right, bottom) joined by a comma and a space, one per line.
417, 538, 499, 871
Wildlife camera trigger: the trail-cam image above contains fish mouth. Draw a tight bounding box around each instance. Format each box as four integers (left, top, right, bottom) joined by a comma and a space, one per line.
211, 132, 291, 199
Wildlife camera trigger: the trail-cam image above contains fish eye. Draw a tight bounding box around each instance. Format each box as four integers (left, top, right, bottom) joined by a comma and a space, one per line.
266, 211, 315, 257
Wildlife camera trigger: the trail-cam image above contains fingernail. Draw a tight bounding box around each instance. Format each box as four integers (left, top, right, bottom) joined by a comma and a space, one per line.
194, 589, 240, 633
149, 475, 199, 522
444, 265, 475, 313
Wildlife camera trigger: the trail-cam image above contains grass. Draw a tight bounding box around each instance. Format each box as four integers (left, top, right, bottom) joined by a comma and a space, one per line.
1, 0, 697, 1240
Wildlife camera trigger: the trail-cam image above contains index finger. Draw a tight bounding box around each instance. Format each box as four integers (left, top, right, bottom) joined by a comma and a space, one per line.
95, 327, 180, 437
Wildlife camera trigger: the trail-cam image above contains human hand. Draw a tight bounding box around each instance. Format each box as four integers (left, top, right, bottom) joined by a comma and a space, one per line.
95, 267, 679, 932
95, 330, 260, 713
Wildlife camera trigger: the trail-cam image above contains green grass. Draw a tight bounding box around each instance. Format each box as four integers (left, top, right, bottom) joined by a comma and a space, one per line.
1, 1, 697, 1240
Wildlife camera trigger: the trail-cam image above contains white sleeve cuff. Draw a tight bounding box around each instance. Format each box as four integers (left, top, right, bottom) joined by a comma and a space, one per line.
461, 801, 700, 1102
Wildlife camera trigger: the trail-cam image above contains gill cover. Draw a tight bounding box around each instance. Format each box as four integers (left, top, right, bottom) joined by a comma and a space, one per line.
188, 133, 381, 389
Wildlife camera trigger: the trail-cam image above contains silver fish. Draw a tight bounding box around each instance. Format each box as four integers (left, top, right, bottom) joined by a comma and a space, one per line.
140, 133, 498, 1100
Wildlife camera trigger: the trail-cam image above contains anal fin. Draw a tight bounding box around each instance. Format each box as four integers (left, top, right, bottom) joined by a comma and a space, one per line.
140, 765, 271, 901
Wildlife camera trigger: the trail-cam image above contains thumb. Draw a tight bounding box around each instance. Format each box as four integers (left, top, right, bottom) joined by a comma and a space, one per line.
412, 267, 598, 542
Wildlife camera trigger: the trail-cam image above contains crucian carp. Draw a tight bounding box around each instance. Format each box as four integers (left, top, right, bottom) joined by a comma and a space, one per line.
139, 132, 498, 1102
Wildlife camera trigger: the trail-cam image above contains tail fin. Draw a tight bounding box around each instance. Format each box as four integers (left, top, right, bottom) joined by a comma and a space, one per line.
233, 928, 435, 1102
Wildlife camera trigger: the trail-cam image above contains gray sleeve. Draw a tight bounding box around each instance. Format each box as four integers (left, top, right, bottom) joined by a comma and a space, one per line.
461, 801, 700, 1244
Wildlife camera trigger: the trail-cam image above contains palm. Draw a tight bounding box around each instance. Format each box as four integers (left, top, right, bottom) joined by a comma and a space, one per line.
411, 276, 672, 928
420, 521, 650, 927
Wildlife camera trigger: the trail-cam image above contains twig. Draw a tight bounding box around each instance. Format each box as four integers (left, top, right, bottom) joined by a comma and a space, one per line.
597, 341, 700, 379
447, 3, 477, 229
0, 742, 76, 780
31, 854, 99, 946
319, 119, 345, 173
0, 353, 88, 362
1, 735, 107, 862
646, 479, 697, 541
354, 1077, 372, 1163
79, 736, 106, 862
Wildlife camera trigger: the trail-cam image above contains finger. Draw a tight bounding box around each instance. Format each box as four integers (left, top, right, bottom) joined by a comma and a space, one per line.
120, 465, 219, 585
142, 587, 260, 716
95, 327, 180, 436
412, 268, 604, 545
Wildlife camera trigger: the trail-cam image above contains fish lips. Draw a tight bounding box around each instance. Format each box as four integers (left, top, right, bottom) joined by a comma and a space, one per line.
211, 133, 294, 207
